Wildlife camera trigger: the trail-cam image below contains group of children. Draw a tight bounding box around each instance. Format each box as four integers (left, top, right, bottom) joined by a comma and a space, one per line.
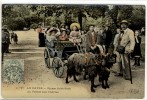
45, 23, 82, 45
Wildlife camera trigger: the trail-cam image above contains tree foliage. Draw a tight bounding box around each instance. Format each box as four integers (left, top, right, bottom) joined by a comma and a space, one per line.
2, 4, 145, 31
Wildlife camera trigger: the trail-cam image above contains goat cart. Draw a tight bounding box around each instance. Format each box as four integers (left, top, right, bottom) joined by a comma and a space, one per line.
44, 40, 80, 78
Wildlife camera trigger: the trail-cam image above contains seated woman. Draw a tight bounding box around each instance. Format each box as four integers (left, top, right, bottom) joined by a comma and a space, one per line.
69, 23, 81, 44
46, 27, 61, 41
45, 27, 59, 48
59, 29, 68, 41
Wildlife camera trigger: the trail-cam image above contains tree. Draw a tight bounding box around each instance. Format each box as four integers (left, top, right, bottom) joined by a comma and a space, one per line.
108, 5, 145, 31
29, 5, 108, 29
2, 4, 13, 25
130, 6, 145, 30
108, 5, 133, 27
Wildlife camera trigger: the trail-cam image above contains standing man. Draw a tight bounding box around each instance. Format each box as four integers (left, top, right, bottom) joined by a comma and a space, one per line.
86, 25, 97, 53
2, 27, 11, 53
118, 20, 135, 80
2, 28, 10, 61
105, 25, 112, 53
97, 26, 106, 45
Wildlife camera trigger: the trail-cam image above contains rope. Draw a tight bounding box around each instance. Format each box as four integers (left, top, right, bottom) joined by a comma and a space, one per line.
73, 38, 83, 53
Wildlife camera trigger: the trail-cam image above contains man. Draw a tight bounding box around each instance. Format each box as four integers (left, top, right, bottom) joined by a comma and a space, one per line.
118, 20, 135, 80
2, 28, 10, 61
86, 25, 97, 53
97, 26, 106, 45
2, 27, 11, 53
105, 25, 112, 53
96, 26, 107, 55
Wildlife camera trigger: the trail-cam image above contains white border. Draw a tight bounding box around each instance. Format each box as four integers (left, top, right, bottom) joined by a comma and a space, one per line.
0, 0, 146, 100
0, 0, 146, 5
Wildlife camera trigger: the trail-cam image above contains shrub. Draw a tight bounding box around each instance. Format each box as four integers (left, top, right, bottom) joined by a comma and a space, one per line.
30, 23, 38, 29
7, 17, 26, 30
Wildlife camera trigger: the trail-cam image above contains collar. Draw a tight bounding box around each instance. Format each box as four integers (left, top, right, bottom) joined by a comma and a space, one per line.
123, 28, 129, 33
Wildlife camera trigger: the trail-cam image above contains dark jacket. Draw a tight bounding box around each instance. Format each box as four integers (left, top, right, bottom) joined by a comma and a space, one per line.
86, 31, 97, 52
105, 29, 112, 46
97, 31, 106, 45
131, 36, 142, 57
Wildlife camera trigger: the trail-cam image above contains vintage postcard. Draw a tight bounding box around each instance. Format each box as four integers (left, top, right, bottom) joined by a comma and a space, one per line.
1, 4, 145, 99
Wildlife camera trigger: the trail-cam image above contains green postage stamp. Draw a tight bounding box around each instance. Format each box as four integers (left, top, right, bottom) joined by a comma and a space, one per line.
2, 59, 24, 84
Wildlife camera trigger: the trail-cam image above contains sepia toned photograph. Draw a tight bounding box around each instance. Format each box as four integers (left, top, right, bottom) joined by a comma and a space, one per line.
1, 4, 145, 98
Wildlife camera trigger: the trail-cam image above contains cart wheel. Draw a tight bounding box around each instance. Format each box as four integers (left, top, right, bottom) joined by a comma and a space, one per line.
52, 57, 64, 78
44, 48, 51, 68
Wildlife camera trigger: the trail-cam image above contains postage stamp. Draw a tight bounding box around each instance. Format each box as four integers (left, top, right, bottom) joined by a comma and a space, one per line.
2, 59, 24, 84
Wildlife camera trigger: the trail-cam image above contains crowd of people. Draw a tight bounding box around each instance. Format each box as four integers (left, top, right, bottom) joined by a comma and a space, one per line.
36, 19, 144, 81
2, 19, 144, 81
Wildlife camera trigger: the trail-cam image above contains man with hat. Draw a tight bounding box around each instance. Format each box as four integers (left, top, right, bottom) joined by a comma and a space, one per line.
116, 20, 135, 80
105, 24, 112, 53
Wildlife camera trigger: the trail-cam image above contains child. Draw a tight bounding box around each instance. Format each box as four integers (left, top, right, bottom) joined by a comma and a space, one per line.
131, 30, 142, 66
69, 23, 81, 44
13, 33, 18, 44
59, 29, 68, 41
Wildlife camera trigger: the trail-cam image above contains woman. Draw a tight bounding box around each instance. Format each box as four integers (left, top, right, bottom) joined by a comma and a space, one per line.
69, 23, 81, 44
37, 25, 45, 47
46, 27, 58, 42
131, 30, 142, 66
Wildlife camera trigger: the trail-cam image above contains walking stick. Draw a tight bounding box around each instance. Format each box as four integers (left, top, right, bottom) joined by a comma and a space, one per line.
128, 54, 133, 84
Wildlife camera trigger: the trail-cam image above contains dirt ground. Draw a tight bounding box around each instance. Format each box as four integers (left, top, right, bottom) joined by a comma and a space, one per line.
1, 30, 145, 99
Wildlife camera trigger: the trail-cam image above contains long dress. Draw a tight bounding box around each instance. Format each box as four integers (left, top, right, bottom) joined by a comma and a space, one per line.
69, 31, 81, 43
131, 36, 142, 58
37, 28, 45, 47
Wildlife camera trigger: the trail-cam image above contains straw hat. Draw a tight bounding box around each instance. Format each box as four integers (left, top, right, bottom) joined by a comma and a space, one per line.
120, 20, 129, 24
70, 23, 81, 30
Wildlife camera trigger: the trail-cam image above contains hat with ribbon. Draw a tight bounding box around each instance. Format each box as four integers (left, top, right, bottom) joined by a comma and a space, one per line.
70, 23, 81, 30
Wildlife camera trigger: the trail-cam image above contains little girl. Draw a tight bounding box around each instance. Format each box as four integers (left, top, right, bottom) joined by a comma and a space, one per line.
131, 30, 142, 66
69, 23, 81, 44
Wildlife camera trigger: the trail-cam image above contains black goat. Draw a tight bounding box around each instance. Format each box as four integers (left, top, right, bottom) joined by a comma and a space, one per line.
99, 53, 116, 89
66, 53, 102, 92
